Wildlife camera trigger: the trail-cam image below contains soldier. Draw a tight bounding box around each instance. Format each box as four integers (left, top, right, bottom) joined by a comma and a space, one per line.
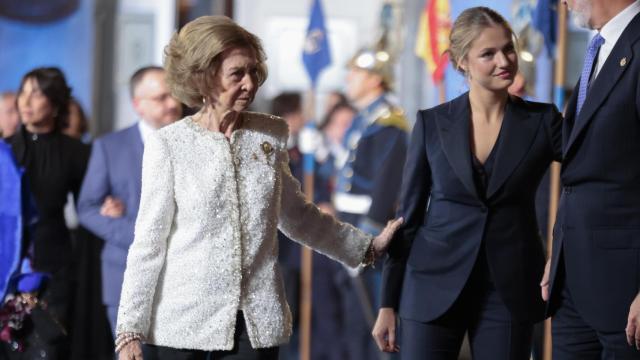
333, 47, 409, 360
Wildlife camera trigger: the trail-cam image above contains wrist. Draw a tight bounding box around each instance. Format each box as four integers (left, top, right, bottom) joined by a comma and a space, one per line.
361, 238, 376, 267
115, 332, 143, 353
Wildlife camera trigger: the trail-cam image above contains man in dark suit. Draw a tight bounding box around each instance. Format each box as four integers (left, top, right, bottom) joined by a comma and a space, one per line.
77, 66, 181, 337
541, 0, 640, 358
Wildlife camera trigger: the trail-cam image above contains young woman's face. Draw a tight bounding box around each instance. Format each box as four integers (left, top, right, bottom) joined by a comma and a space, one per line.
459, 25, 518, 93
211, 47, 259, 112
17, 77, 56, 128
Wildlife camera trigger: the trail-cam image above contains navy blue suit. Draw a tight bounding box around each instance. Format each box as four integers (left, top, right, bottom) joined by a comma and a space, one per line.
77, 124, 143, 335
382, 93, 562, 358
547, 12, 640, 359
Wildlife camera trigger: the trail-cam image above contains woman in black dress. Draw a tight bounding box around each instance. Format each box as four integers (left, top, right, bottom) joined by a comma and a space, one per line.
4, 67, 90, 359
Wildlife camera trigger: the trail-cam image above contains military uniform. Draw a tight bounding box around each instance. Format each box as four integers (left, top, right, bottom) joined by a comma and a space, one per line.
334, 95, 408, 234
333, 94, 408, 360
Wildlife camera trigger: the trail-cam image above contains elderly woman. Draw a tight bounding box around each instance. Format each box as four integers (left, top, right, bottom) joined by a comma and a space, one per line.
116, 16, 402, 360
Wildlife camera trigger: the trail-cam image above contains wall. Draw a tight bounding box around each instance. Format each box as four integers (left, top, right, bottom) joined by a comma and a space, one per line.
0, 0, 94, 117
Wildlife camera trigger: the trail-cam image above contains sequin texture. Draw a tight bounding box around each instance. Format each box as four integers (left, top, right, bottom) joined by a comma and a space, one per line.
116, 112, 372, 351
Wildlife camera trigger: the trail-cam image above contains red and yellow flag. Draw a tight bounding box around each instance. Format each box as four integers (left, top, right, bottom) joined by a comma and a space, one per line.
415, 0, 452, 84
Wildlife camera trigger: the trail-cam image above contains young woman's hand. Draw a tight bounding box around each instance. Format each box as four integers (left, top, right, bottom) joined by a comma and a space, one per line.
372, 307, 400, 353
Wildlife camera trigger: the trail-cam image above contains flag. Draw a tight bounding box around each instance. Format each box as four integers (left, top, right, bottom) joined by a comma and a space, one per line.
533, 0, 557, 57
302, 0, 332, 88
415, 0, 451, 84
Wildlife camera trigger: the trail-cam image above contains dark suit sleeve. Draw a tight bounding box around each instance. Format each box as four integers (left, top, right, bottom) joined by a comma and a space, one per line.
363, 128, 408, 231
546, 105, 563, 162
636, 68, 640, 118
77, 139, 136, 250
381, 111, 432, 309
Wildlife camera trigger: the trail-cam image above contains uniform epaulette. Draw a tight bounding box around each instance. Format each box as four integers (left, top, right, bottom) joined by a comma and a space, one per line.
375, 108, 410, 132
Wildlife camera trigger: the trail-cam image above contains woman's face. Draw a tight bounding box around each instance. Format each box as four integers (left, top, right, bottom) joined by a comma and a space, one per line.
17, 77, 56, 128
459, 25, 518, 93
211, 47, 259, 112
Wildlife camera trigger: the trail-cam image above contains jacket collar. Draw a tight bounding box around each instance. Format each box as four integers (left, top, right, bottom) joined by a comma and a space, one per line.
435, 92, 540, 201
564, 12, 640, 158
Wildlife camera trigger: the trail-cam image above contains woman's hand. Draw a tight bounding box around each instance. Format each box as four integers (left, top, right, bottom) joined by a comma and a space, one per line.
118, 340, 143, 360
372, 217, 404, 257
540, 259, 551, 301
372, 307, 400, 352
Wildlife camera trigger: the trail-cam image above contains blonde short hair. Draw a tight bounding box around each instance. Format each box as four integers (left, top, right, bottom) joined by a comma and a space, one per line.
164, 16, 268, 108
447, 7, 517, 75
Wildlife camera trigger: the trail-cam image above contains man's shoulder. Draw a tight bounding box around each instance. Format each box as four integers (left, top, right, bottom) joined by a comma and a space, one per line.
98, 124, 140, 146
373, 107, 410, 132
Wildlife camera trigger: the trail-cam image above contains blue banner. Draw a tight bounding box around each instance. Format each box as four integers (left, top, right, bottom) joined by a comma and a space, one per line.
533, 0, 558, 57
302, 0, 331, 87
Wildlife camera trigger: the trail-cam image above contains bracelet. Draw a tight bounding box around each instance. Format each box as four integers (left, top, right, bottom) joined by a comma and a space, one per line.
115, 332, 143, 353
361, 239, 376, 268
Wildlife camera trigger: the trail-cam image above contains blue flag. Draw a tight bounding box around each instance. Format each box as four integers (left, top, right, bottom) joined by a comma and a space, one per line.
533, 0, 557, 57
302, 0, 331, 87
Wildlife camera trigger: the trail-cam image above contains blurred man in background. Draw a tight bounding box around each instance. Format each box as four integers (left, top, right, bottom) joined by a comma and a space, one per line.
77, 66, 181, 339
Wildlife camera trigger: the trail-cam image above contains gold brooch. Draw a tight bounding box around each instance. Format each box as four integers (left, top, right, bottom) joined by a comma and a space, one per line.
261, 141, 274, 156
620, 57, 627, 67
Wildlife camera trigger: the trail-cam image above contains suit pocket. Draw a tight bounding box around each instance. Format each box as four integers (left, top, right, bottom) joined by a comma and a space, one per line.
592, 227, 640, 249
407, 226, 449, 269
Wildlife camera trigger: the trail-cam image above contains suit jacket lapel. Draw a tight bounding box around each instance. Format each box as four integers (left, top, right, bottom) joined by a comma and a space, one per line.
486, 97, 540, 199
436, 93, 479, 199
564, 14, 640, 157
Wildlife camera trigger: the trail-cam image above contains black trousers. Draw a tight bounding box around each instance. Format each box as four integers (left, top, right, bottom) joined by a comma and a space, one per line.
143, 313, 279, 360
398, 250, 534, 360
552, 264, 640, 359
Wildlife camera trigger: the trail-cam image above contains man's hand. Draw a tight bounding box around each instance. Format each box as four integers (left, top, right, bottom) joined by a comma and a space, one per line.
101, 196, 125, 218
626, 292, 640, 350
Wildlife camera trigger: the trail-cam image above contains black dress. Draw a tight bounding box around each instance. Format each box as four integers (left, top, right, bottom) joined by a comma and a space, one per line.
4, 126, 89, 359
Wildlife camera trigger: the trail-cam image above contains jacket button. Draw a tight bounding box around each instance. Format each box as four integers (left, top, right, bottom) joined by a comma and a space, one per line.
563, 186, 572, 194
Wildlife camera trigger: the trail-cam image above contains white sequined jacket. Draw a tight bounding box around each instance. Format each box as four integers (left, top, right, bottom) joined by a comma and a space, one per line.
116, 113, 371, 351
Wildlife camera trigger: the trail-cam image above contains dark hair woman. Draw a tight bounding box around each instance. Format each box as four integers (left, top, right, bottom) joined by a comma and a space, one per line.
3, 67, 90, 358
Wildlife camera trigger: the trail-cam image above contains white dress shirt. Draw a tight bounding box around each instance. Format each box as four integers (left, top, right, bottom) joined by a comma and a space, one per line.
593, 0, 640, 79
137, 118, 156, 145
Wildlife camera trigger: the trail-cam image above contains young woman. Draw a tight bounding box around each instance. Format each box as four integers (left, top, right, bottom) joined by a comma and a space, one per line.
372, 7, 562, 360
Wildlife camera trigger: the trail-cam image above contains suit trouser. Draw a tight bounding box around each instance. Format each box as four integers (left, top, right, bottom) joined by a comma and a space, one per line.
142, 313, 279, 360
398, 247, 534, 360
552, 264, 640, 359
